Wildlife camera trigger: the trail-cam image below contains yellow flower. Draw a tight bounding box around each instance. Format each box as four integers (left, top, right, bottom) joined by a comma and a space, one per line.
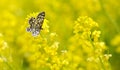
68, 16, 111, 70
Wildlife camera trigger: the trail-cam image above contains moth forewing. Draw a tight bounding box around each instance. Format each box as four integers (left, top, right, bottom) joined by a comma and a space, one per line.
37, 12, 45, 19
36, 12, 45, 30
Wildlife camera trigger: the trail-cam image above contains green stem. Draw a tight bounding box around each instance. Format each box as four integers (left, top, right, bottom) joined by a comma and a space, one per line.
4, 61, 13, 70
89, 38, 106, 70
98, 56, 106, 70
99, 0, 120, 34
0, 55, 13, 70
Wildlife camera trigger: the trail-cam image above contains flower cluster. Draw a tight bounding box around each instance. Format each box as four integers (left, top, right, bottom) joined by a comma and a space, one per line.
1, 0, 120, 69
67, 16, 112, 70
17, 15, 111, 70
17, 12, 68, 70
21, 16, 112, 70
0, 10, 112, 70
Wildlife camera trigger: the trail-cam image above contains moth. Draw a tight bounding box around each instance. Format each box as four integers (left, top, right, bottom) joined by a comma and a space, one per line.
27, 12, 45, 36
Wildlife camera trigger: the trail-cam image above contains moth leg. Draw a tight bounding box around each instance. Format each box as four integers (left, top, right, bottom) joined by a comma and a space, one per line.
26, 27, 31, 32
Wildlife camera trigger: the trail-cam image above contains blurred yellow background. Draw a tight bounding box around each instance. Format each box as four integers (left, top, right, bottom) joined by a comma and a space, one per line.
0, 0, 120, 70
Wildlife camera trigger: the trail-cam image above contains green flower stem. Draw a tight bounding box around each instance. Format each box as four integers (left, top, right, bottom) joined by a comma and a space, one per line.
89, 38, 106, 70
0, 55, 13, 70
99, 0, 120, 34
4, 61, 13, 70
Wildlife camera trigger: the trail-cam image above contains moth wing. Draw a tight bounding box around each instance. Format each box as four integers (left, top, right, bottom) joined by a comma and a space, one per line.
28, 17, 36, 25
36, 12, 45, 29
37, 12, 45, 19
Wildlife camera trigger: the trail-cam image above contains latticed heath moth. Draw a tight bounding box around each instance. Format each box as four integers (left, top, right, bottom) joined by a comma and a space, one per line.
27, 12, 45, 36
